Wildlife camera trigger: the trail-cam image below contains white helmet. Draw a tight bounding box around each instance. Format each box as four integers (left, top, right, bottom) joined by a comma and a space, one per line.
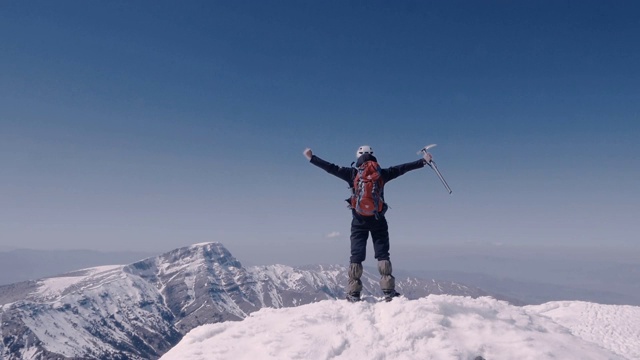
356, 145, 373, 159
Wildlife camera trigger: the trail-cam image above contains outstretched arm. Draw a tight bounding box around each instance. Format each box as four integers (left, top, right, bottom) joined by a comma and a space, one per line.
303, 148, 354, 183
383, 152, 432, 182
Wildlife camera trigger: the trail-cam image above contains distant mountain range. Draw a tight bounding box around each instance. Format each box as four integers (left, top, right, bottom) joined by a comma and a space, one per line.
0, 242, 514, 360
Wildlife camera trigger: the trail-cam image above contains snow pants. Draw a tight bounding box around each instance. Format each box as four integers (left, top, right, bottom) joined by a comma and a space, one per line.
349, 215, 390, 263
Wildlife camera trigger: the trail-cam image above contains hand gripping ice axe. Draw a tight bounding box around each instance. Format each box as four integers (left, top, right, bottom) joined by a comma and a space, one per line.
418, 144, 452, 194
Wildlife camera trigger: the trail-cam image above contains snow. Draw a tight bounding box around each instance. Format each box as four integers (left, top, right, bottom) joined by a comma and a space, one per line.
17, 265, 173, 359
190, 242, 216, 248
161, 295, 639, 360
34, 265, 124, 299
527, 301, 640, 359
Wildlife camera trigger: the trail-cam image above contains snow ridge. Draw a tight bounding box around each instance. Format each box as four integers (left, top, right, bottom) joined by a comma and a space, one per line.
162, 295, 638, 360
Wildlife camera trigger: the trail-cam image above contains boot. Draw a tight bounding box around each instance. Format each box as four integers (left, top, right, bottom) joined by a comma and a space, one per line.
382, 289, 401, 302
346, 292, 361, 302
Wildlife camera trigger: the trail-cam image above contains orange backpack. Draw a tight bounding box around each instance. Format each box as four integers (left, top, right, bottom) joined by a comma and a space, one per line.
351, 161, 384, 217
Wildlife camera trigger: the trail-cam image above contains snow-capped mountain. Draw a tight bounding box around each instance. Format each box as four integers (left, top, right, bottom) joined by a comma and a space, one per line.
0, 242, 509, 360
0, 265, 180, 360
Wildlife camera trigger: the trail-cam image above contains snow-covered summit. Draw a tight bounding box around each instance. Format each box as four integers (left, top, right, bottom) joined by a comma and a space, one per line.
162, 295, 640, 360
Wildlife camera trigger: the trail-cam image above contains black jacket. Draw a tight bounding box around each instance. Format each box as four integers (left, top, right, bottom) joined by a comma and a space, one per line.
310, 154, 426, 214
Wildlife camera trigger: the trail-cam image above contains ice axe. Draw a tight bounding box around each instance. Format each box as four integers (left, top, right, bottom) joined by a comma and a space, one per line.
418, 144, 452, 194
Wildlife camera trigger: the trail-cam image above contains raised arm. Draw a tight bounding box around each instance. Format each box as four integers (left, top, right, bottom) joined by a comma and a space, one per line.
382, 152, 432, 182
304, 148, 354, 184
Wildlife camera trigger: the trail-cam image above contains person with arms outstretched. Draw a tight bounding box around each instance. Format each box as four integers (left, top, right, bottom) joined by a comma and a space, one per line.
304, 145, 432, 302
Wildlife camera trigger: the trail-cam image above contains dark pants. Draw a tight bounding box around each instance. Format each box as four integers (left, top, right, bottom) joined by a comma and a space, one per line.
349, 215, 390, 263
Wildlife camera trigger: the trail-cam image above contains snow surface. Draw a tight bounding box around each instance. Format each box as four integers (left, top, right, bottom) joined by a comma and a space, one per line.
161, 295, 639, 360
35, 265, 124, 299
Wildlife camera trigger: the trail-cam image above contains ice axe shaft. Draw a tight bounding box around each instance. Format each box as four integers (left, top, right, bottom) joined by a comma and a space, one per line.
418, 144, 453, 194
427, 160, 452, 194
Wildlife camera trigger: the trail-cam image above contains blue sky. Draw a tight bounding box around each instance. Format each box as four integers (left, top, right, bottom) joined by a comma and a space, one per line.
1, 1, 638, 263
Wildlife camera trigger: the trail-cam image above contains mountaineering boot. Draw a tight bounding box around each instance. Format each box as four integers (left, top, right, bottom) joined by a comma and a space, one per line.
382, 289, 401, 302
378, 259, 399, 301
347, 262, 363, 302
346, 292, 361, 302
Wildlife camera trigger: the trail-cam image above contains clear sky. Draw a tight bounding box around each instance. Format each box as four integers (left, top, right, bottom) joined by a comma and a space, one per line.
1, 1, 638, 263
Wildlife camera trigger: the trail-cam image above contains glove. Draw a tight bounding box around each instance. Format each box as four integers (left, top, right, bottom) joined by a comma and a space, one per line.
422, 152, 432, 164
303, 148, 313, 161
